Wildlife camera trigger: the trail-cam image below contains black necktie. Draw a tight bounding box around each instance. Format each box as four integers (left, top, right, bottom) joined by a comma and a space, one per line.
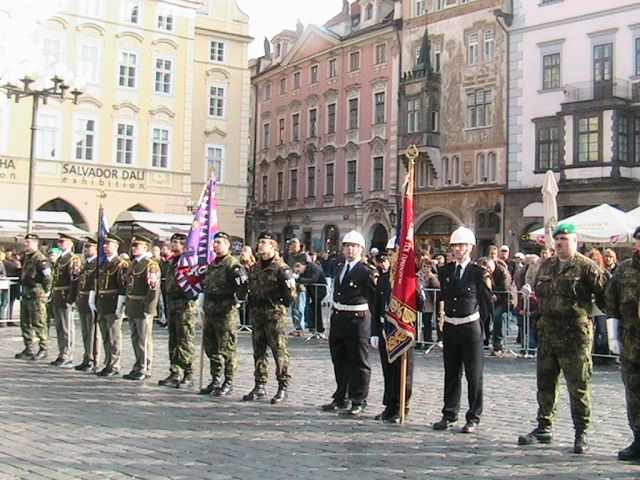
341, 264, 351, 285
454, 264, 462, 282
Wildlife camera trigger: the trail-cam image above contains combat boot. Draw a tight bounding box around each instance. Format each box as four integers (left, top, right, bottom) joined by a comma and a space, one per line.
200, 375, 223, 395
518, 425, 553, 445
15, 348, 34, 360
31, 348, 48, 361
158, 372, 180, 387
177, 373, 194, 389
618, 435, 640, 461
270, 386, 288, 404
214, 380, 233, 397
242, 384, 267, 401
573, 430, 588, 454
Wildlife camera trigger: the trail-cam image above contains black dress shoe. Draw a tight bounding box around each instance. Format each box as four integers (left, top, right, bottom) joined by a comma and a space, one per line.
270, 387, 288, 404
382, 413, 401, 424
242, 385, 267, 401
517, 426, 553, 445
321, 399, 351, 411
125, 371, 146, 381
158, 372, 181, 387
374, 408, 394, 421
122, 370, 138, 380
200, 378, 223, 395
618, 437, 640, 461
461, 421, 478, 434
15, 348, 35, 360
31, 348, 48, 361
74, 361, 90, 371
340, 404, 365, 417
176, 374, 194, 389
433, 417, 456, 430
49, 358, 64, 366
573, 431, 588, 454
214, 380, 233, 397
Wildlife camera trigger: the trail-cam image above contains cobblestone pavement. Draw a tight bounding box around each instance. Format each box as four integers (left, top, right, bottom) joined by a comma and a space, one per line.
0, 320, 639, 480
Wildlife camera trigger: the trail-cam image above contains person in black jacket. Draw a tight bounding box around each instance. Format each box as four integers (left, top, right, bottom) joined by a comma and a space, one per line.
293, 259, 327, 338
432, 226, 493, 434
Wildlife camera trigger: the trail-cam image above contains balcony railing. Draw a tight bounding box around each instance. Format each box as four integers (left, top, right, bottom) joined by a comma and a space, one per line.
563, 78, 630, 102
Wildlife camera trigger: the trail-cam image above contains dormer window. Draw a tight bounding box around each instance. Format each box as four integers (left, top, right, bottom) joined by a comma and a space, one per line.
275, 42, 281, 57
365, 3, 373, 21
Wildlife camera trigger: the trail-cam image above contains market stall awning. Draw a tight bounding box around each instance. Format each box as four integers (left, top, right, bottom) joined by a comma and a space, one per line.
0, 210, 91, 240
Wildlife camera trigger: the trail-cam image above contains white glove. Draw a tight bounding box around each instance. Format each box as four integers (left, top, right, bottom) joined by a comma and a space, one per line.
197, 292, 205, 317
521, 284, 532, 296
606, 317, 621, 355
115, 295, 126, 318
88, 290, 97, 313
370, 336, 379, 349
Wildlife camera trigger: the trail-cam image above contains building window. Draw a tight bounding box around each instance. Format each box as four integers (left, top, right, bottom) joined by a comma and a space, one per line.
290, 169, 298, 199
206, 145, 224, 181
634, 118, 640, 163
310, 64, 319, 84
210, 40, 225, 62
75, 118, 95, 161
576, 115, 600, 163
430, 110, 440, 132
278, 118, 285, 145
328, 58, 337, 78
414, 0, 425, 16
123, 0, 141, 24
293, 71, 301, 89
349, 51, 360, 72
477, 153, 486, 184
636, 38, 640, 76
432, 42, 441, 73
347, 160, 357, 193
487, 152, 496, 182
348, 98, 359, 129
467, 90, 492, 128
476, 152, 497, 183
309, 108, 317, 137
452, 156, 460, 185
292, 113, 300, 142
416, 158, 428, 189
307, 165, 315, 197
536, 124, 561, 170
118, 51, 137, 88
151, 128, 169, 168
442, 156, 450, 185
261, 175, 268, 202
265, 82, 272, 100
407, 98, 421, 133
77, 43, 101, 84
618, 115, 629, 163
375, 43, 386, 65
325, 163, 334, 196
154, 57, 172, 94
208, 86, 225, 117
435, 0, 444, 11
467, 33, 478, 65
157, 10, 174, 31
374, 92, 386, 124
36, 113, 59, 159
373, 156, 383, 190
263, 122, 270, 149
115, 123, 134, 164
277, 172, 284, 200
542, 53, 560, 90
365, 3, 374, 20
414, 45, 422, 65
484, 29, 494, 61
327, 103, 336, 134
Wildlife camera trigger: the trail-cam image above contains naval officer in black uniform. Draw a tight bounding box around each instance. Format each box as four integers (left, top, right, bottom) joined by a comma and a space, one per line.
322, 230, 377, 417
433, 226, 492, 433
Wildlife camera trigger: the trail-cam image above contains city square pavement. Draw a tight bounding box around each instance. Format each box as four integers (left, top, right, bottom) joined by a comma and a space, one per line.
0, 319, 639, 480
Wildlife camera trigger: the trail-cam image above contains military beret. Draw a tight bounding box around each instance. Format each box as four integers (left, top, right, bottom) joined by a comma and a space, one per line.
83, 236, 98, 246
24, 233, 40, 241
376, 253, 389, 263
131, 235, 152, 246
214, 231, 230, 241
634, 226, 640, 239
171, 233, 187, 242
104, 232, 124, 244
553, 223, 577, 237
258, 231, 277, 241
57, 233, 76, 242
287, 237, 301, 244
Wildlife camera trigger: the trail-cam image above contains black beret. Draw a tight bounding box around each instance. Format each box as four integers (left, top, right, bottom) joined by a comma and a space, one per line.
214, 231, 230, 241
634, 226, 640, 239
257, 231, 276, 241
171, 233, 187, 242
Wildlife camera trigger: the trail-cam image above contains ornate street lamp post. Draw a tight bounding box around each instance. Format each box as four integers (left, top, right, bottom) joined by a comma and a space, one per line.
0, 63, 84, 234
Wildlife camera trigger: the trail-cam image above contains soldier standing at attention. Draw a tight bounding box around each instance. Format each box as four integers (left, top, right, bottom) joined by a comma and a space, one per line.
321, 230, 377, 417
15, 234, 52, 361
74, 237, 99, 372
518, 223, 607, 454
242, 232, 296, 404
158, 233, 198, 389
49, 233, 81, 368
605, 225, 640, 461
432, 226, 492, 434
199, 232, 248, 396
91, 233, 128, 377
123, 235, 161, 381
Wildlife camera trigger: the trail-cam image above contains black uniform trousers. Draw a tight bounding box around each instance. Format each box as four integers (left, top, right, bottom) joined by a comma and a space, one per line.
378, 334, 413, 413
441, 319, 484, 424
329, 309, 371, 405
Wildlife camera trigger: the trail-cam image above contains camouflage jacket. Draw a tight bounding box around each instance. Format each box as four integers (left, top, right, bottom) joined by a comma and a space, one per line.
96, 255, 129, 315
248, 255, 296, 309
534, 252, 607, 335
50, 251, 82, 308
125, 254, 161, 318
203, 254, 248, 305
605, 251, 640, 358
20, 249, 52, 298
76, 256, 97, 314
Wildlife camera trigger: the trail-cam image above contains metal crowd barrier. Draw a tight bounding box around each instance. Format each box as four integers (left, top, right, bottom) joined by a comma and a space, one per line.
0, 277, 19, 325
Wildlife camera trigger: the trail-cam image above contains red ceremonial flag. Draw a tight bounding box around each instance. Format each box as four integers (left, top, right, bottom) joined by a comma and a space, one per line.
384, 158, 417, 363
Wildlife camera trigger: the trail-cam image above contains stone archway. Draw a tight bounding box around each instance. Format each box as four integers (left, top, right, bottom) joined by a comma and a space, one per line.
416, 214, 456, 254
38, 198, 88, 230
369, 223, 388, 251
322, 224, 340, 254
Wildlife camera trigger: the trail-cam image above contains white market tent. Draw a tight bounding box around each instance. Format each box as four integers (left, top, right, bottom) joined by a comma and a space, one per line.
526, 203, 636, 246
626, 206, 640, 226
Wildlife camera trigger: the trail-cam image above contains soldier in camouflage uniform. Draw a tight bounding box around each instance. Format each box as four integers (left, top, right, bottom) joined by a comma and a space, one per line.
518, 223, 607, 454
199, 232, 248, 396
158, 233, 198, 389
123, 235, 161, 381
605, 225, 640, 461
75, 237, 99, 372
242, 232, 296, 404
15, 234, 52, 361
49, 233, 81, 368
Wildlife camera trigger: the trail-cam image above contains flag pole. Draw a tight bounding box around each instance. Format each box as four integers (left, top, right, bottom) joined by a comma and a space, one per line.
399, 352, 408, 424
93, 189, 106, 373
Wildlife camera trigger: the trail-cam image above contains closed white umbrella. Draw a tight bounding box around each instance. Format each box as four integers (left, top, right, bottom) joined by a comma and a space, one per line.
541, 170, 559, 249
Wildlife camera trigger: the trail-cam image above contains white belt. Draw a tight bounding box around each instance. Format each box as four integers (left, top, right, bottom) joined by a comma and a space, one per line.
444, 311, 480, 325
333, 302, 369, 312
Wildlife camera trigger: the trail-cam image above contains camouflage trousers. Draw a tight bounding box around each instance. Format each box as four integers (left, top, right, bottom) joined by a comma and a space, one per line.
621, 352, 640, 435
20, 292, 48, 350
250, 305, 290, 388
203, 302, 238, 381
167, 299, 197, 375
536, 331, 593, 432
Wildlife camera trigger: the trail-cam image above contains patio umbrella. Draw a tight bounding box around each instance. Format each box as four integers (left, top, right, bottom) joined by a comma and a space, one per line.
541, 170, 559, 249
